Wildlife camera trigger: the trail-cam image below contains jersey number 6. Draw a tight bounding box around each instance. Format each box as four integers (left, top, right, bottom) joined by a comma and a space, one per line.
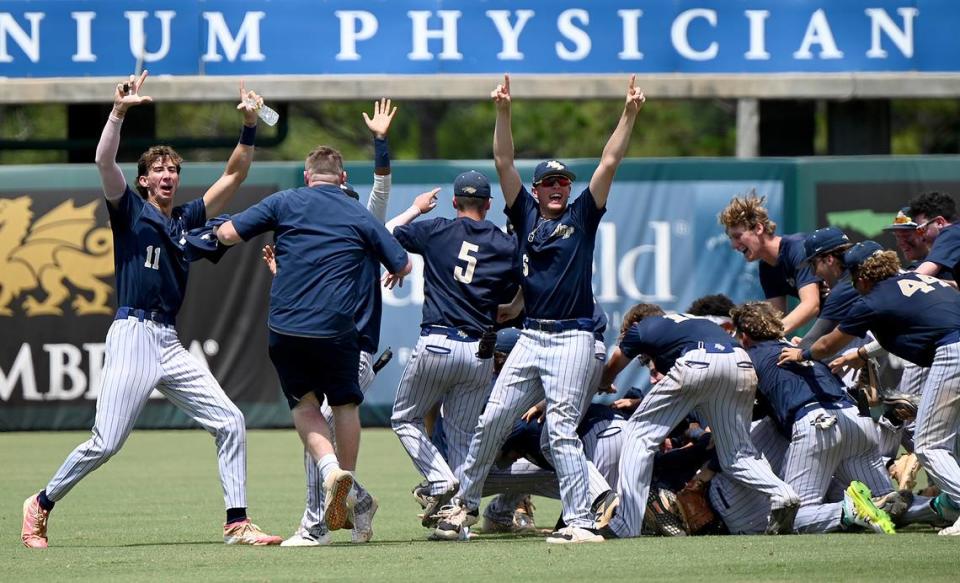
454, 241, 479, 284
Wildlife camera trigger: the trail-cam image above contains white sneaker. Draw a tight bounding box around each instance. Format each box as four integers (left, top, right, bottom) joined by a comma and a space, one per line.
545, 525, 604, 544
351, 495, 379, 543
280, 527, 331, 547
938, 516, 960, 536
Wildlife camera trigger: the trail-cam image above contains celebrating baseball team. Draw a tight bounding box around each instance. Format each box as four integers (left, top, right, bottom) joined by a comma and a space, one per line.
20, 69, 960, 549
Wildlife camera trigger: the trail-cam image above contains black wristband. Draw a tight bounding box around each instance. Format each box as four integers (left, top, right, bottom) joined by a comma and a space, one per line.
800, 348, 813, 361
239, 124, 257, 146
374, 137, 390, 169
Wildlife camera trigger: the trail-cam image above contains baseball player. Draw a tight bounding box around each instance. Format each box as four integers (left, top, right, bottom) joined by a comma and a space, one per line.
731, 301, 898, 533
275, 99, 405, 546
783, 241, 960, 535
906, 192, 960, 280
598, 304, 800, 539
434, 74, 644, 544
21, 74, 282, 548
796, 227, 862, 348
215, 146, 411, 537
708, 419, 907, 535
387, 170, 520, 528
719, 193, 821, 337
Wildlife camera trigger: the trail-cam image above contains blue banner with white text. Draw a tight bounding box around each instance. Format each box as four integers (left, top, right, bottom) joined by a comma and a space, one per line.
0, 0, 952, 77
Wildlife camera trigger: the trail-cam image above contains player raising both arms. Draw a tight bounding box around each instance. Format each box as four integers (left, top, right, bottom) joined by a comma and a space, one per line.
434, 74, 644, 544
22, 73, 281, 548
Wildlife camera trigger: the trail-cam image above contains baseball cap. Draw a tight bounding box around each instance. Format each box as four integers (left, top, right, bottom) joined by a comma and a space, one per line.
340, 182, 360, 201
801, 227, 851, 265
453, 170, 491, 198
495, 327, 521, 353
533, 160, 576, 185
843, 240, 885, 270
882, 207, 919, 231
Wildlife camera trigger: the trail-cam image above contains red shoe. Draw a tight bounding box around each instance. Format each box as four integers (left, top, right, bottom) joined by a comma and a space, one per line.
22, 494, 49, 549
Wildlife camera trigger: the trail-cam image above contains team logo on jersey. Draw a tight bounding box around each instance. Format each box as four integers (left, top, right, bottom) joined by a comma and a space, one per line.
551, 224, 575, 239
0, 196, 114, 317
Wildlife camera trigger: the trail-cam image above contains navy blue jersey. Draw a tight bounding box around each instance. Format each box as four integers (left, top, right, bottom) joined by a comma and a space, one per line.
505, 186, 605, 320
746, 339, 851, 436
620, 314, 737, 373
394, 217, 519, 336
926, 223, 960, 276
107, 186, 206, 316
839, 272, 960, 367
354, 257, 381, 354
819, 272, 860, 322
231, 184, 408, 337
592, 301, 608, 339
576, 403, 624, 439
759, 233, 821, 299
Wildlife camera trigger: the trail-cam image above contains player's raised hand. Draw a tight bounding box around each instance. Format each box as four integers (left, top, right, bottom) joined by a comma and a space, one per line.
624, 74, 645, 114
491, 74, 511, 109
114, 70, 152, 113
237, 80, 262, 126
413, 187, 440, 214
363, 97, 398, 139
261, 244, 277, 276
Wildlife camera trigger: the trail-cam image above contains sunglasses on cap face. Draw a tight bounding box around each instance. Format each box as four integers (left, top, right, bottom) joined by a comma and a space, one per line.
916, 217, 940, 233
537, 176, 571, 188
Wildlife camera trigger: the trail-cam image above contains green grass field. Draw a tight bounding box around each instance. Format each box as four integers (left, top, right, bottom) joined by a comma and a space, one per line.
2, 428, 956, 582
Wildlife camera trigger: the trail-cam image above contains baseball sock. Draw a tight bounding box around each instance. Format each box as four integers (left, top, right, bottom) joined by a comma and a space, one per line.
317, 454, 341, 483
37, 490, 55, 512
226, 508, 247, 525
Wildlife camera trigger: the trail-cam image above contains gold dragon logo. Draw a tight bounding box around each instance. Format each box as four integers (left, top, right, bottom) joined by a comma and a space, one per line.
0, 196, 114, 317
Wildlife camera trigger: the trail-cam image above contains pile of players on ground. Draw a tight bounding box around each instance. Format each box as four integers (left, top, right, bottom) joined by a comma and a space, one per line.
392, 191, 960, 543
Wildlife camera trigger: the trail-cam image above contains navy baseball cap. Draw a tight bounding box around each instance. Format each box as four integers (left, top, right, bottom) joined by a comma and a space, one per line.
802, 227, 851, 265
453, 170, 491, 198
533, 160, 576, 185
882, 207, 919, 231
340, 182, 360, 201
843, 240, 885, 270
495, 327, 521, 353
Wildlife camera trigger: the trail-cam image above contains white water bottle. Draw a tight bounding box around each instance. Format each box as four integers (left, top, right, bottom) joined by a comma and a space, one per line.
244, 97, 279, 127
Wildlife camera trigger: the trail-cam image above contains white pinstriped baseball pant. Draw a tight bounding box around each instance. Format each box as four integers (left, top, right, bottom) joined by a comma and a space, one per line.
608, 348, 799, 538
782, 405, 891, 531
456, 329, 598, 528
914, 341, 960, 509
391, 334, 493, 496
45, 317, 247, 509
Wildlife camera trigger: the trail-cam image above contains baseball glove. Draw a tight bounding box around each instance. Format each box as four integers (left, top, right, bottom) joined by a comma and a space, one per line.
882, 393, 920, 426
888, 453, 921, 491
643, 487, 687, 536
676, 479, 717, 534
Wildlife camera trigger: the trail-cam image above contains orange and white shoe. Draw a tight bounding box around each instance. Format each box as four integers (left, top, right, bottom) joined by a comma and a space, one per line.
22, 494, 49, 549
223, 519, 283, 546
323, 470, 355, 531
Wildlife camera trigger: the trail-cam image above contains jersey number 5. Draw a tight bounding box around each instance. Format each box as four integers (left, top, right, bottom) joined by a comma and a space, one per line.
144, 245, 161, 270
454, 241, 479, 284
897, 274, 948, 297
